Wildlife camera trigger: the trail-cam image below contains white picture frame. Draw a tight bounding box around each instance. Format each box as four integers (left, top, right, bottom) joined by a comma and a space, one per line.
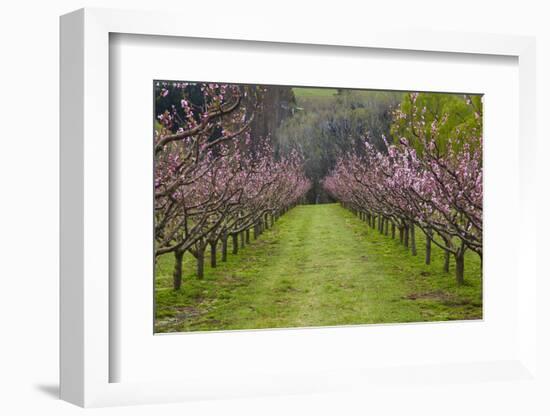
60, 7, 539, 408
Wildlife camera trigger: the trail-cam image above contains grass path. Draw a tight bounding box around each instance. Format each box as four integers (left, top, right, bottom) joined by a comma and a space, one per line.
155, 204, 482, 332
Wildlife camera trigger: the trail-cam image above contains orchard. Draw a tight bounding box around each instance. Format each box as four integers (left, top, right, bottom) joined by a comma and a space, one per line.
154, 84, 483, 332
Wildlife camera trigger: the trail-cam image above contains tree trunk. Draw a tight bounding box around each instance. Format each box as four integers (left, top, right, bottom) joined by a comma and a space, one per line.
197, 250, 205, 279
245, 228, 250, 244
425, 230, 432, 265
232, 233, 238, 255
391, 223, 396, 239
384, 218, 389, 235
221, 233, 228, 262
410, 223, 417, 256
454, 251, 465, 285
443, 251, 450, 273
210, 241, 217, 268
404, 224, 409, 248
240, 231, 245, 248
399, 226, 404, 243
173, 249, 184, 290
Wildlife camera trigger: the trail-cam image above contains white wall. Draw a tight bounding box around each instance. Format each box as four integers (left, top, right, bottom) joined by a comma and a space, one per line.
1, 1, 548, 415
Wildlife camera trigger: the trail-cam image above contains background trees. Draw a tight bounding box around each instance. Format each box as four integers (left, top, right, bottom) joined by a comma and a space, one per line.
275, 89, 402, 203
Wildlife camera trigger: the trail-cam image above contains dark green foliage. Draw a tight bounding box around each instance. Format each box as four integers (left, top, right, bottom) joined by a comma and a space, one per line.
275, 89, 403, 203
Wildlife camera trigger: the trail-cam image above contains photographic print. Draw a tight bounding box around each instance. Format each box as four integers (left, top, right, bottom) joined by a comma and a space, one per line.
154, 81, 483, 333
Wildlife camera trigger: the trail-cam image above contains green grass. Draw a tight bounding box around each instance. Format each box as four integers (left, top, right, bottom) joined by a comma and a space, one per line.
155, 203, 482, 332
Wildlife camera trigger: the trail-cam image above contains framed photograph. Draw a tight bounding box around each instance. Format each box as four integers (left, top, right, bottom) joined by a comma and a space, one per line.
150, 82, 483, 335
60, 8, 540, 409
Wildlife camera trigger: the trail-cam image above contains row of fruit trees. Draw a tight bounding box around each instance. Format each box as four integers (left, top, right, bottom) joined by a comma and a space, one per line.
154, 82, 310, 289
323, 93, 482, 284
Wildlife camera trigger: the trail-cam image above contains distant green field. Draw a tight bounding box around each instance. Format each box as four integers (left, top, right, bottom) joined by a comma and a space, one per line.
292, 87, 404, 104
292, 87, 338, 98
